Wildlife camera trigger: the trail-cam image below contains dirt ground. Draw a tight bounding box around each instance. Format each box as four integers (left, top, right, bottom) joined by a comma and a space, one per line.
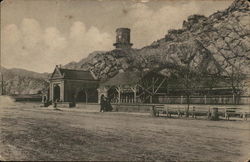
0, 102, 249, 161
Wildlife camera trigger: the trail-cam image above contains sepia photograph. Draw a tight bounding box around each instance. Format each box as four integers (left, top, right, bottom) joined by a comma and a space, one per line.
0, 0, 250, 161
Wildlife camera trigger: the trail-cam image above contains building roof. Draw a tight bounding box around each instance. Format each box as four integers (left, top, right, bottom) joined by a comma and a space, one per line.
50, 66, 97, 81
101, 71, 142, 86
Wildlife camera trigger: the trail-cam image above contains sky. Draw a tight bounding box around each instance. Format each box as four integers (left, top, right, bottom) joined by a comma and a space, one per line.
1, 0, 233, 73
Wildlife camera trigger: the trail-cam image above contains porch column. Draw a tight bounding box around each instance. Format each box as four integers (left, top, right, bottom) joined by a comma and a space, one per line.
116, 86, 121, 104
49, 82, 53, 100
49, 82, 53, 101
60, 81, 64, 102
131, 85, 137, 103
84, 89, 88, 104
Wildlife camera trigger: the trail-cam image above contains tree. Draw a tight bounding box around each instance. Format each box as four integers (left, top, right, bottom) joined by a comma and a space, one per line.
200, 21, 250, 104
175, 63, 202, 117
224, 60, 246, 104
167, 40, 205, 117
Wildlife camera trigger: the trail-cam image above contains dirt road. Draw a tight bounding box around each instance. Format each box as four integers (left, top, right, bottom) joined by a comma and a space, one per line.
0, 103, 249, 161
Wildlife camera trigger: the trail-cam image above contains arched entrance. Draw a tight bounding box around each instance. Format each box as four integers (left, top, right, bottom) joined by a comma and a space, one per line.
76, 88, 98, 103
107, 86, 119, 103
87, 89, 98, 103
53, 84, 60, 101
76, 89, 87, 102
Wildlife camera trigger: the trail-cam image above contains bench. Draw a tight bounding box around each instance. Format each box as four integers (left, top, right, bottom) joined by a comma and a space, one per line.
191, 107, 213, 119
153, 105, 166, 117
156, 105, 195, 118
224, 108, 240, 120
224, 108, 249, 120
165, 106, 185, 118
152, 105, 185, 117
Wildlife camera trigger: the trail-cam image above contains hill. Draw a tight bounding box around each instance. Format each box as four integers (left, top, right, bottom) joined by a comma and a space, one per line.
0, 67, 49, 95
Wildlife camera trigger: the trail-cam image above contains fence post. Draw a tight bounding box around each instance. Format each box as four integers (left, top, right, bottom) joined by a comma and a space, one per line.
204, 95, 207, 104
181, 96, 183, 104
207, 108, 211, 119
150, 105, 157, 117
192, 106, 196, 118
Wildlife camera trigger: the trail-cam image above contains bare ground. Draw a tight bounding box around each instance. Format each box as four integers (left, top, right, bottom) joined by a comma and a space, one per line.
0, 102, 249, 161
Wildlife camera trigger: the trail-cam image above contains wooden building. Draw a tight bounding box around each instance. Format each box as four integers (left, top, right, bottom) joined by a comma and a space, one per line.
99, 70, 250, 105
49, 66, 99, 103
98, 71, 168, 104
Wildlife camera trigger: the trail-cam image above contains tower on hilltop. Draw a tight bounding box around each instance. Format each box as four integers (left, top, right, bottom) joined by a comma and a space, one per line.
113, 28, 133, 49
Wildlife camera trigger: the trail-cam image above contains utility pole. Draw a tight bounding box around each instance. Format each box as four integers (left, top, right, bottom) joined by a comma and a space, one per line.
0, 72, 4, 95
0, 52, 4, 95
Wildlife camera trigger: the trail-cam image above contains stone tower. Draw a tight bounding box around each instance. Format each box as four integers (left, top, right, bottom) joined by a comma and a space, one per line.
113, 28, 133, 49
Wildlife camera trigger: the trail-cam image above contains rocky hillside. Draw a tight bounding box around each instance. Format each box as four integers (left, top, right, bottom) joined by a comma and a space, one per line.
0, 67, 49, 95
64, 0, 250, 81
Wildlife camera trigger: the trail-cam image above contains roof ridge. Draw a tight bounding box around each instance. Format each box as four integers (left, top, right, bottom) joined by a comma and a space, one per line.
59, 68, 89, 72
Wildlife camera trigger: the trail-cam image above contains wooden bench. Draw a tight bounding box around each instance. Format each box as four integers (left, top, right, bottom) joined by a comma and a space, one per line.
165, 106, 185, 118
224, 108, 239, 120
191, 107, 212, 119
165, 107, 196, 118
224, 108, 249, 120
155, 105, 211, 118
153, 105, 166, 117
152, 105, 184, 117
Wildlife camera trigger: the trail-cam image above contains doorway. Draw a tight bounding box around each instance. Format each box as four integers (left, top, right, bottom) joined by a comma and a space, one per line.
53, 84, 60, 101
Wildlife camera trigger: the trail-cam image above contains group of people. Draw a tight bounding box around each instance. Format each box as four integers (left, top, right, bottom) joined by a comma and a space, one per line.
100, 95, 113, 112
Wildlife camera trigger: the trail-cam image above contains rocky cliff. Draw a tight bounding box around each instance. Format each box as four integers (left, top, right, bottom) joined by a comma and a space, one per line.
64, 0, 250, 81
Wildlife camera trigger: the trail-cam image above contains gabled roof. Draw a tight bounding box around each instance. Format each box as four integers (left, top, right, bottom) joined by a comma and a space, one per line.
50, 66, 97, 81
100, 70, 170, 87
101, 71, 142, 86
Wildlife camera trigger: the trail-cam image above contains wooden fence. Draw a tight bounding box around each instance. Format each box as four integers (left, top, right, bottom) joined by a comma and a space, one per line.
110, 95, 250, 105
157, 95, 250, 105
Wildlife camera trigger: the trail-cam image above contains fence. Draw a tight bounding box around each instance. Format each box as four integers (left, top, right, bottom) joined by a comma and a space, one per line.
157, 95, 250, 105
110, 94, 250, 105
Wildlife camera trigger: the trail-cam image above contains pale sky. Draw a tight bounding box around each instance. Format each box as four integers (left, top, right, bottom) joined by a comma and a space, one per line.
1, 0, 233, 73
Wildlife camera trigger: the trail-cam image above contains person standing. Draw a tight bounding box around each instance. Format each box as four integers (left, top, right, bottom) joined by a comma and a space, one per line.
100, 95, 106, 112
106, 96, 113, 112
